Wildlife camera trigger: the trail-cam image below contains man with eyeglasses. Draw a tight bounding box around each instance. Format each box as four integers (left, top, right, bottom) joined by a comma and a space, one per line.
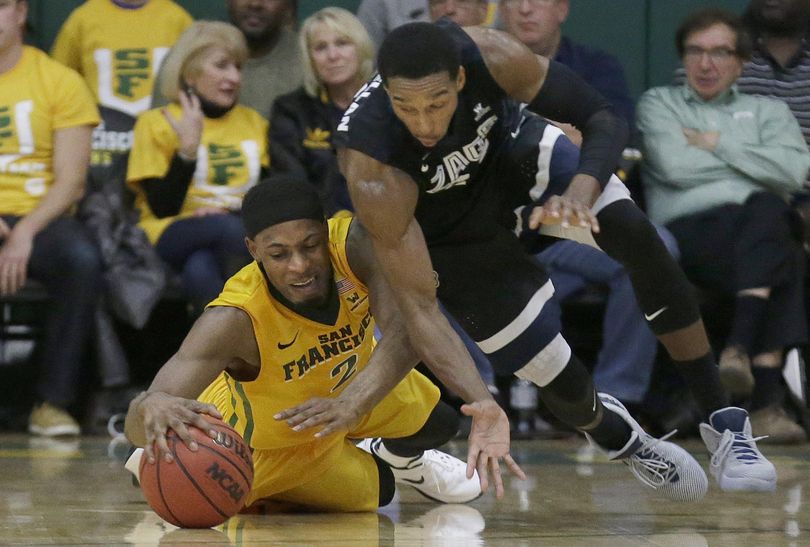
638, 8, 810, 447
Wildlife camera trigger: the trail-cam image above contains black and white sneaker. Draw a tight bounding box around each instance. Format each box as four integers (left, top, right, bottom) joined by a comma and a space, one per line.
357, 438, 482, 503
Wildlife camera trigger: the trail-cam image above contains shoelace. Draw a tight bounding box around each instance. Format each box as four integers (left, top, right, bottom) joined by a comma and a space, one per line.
711, 430, 768, 469
626, 430, 678, 489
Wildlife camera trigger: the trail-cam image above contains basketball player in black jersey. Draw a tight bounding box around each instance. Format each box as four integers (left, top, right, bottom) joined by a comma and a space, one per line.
284, 19, 776, 497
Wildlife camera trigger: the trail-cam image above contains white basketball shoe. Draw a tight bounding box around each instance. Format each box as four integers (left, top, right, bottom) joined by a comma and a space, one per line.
357, 438, 482, 503
588, 393, 708, 502
699, 407, 777, 492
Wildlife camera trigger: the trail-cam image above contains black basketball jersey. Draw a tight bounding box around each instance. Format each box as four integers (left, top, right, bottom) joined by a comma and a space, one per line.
334, 19, 525, 244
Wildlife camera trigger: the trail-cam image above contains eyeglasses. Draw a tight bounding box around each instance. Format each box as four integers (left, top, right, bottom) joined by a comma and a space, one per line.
683, 46, 737, 63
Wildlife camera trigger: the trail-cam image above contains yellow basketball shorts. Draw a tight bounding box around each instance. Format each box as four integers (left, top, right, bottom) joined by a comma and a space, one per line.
200, 369, 440, 511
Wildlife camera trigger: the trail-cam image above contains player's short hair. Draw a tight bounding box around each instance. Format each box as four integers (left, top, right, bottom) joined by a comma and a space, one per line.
675, 8, 752, 61
378, 22, 460, 84
160, 21, 248, 102
300, 7, 375, 98
242, 175, 325, 239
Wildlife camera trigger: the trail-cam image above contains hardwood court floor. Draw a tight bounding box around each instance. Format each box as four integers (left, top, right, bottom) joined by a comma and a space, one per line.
1, 434, 808, 546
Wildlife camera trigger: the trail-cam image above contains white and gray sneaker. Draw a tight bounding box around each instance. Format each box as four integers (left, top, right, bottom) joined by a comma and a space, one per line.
588, 393, 708, 502
357, 438, 482, 504
699, 407, 777, 492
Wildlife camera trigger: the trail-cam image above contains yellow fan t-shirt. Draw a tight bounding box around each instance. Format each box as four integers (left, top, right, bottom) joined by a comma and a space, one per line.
50, 0, 192, 118
126, 103, 269, 243
0, 47, 100, 216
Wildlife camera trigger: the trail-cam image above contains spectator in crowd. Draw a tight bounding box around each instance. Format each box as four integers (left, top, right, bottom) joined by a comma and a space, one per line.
498, 0, 635, 139
739, 0, 810, 184
499, 0, 660, 412
154, 0, 302, 120
0, 0, 102, 435
429, 0, 491, 27
270, 7, 374, 215
51, 0, 192, 173
358, 0, 497, 50
127, 22, 269, 315
638, 8, 810, 443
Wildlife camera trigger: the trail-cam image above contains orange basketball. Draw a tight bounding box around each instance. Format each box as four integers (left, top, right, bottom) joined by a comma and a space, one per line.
139, 415, 254, 528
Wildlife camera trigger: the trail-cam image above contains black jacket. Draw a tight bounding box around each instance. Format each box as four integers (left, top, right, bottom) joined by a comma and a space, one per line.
269, 87, 352, 215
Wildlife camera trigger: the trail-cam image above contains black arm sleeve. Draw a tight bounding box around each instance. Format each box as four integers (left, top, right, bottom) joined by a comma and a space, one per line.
528, 60, 629, 188
140, 153, 196, 218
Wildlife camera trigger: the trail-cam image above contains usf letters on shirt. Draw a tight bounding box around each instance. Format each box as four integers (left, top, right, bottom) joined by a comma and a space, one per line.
126, 103, 269, 244
0, 47, 100, 216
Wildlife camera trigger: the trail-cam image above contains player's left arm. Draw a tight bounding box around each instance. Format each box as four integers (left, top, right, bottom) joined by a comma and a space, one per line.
275, 219, 421, 437
0, 125, 92, 296
466, 27, 628, 230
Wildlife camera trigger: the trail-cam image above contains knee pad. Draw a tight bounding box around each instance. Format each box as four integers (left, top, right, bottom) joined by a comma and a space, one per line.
533, 353, 600, 429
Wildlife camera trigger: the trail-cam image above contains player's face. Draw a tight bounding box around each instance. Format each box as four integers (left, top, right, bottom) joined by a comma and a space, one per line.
228, 0, 291, 45
683, 23, 743, 102
0, 0, 26, 53
187, 47, 242, 108
429, 0, 489, 27
499, 0, 568, 54
247, 219, 333, 307
385, 69, 466, 148
308, 24, 362, 90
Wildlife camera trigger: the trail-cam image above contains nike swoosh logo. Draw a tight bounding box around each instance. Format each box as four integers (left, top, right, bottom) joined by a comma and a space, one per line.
510, 116, 526, 138
644, 307, 668, 322
277, 331, 299, 350
400, 476, 425, 485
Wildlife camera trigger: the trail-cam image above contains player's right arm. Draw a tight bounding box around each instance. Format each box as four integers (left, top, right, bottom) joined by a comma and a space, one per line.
339, 147, 492, 404
339, 148, 524, 497
124, 306, 260, 463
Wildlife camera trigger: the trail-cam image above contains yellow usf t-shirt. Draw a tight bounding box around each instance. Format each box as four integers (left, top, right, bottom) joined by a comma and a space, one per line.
50, 0, 192, 118
204, 217, 376, 451
126, 103, 269, 243
0, 47, 100, 216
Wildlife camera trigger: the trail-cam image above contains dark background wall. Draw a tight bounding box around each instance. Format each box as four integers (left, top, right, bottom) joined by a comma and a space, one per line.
28, 0, 749, 98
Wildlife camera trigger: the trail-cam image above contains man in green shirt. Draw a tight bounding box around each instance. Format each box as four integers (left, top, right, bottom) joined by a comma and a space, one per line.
638, 8, 810, 445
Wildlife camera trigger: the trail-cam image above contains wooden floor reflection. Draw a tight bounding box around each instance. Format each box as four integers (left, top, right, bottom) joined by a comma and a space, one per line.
1, 434, 808, 546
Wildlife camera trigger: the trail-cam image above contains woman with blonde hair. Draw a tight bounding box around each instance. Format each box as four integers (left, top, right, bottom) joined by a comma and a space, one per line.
127, 21, 269, 314
270, 7, 375, 214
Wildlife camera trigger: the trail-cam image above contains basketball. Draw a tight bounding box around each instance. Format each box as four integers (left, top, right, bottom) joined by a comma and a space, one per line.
138, 415, 254, 528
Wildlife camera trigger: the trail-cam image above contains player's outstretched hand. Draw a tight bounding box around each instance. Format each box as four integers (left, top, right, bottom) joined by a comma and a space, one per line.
132, 391, 221, 464
275, 396, 362, 438
461, 399, 526, 499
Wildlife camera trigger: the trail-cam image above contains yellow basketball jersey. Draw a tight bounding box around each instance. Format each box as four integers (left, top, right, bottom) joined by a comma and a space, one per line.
0, 47, 100, 216
204, 216, 375, 450
126, 103, 269, 243
50, 0, 192, 118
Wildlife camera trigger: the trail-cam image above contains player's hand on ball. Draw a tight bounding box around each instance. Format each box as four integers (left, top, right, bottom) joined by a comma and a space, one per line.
275, 396, 361, 438
461, 399, 526, 499
528, 195, 598, 232
528, 174, 601, 233
133, 391, 222, 464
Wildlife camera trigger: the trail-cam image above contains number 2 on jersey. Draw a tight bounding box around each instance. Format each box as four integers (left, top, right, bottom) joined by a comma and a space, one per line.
330, 354, 358, 393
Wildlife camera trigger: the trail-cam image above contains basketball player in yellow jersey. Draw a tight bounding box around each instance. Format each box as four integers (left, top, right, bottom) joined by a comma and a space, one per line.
51, 0, 192, 120
0, 0, 102, 435
125, 177, 517, 510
